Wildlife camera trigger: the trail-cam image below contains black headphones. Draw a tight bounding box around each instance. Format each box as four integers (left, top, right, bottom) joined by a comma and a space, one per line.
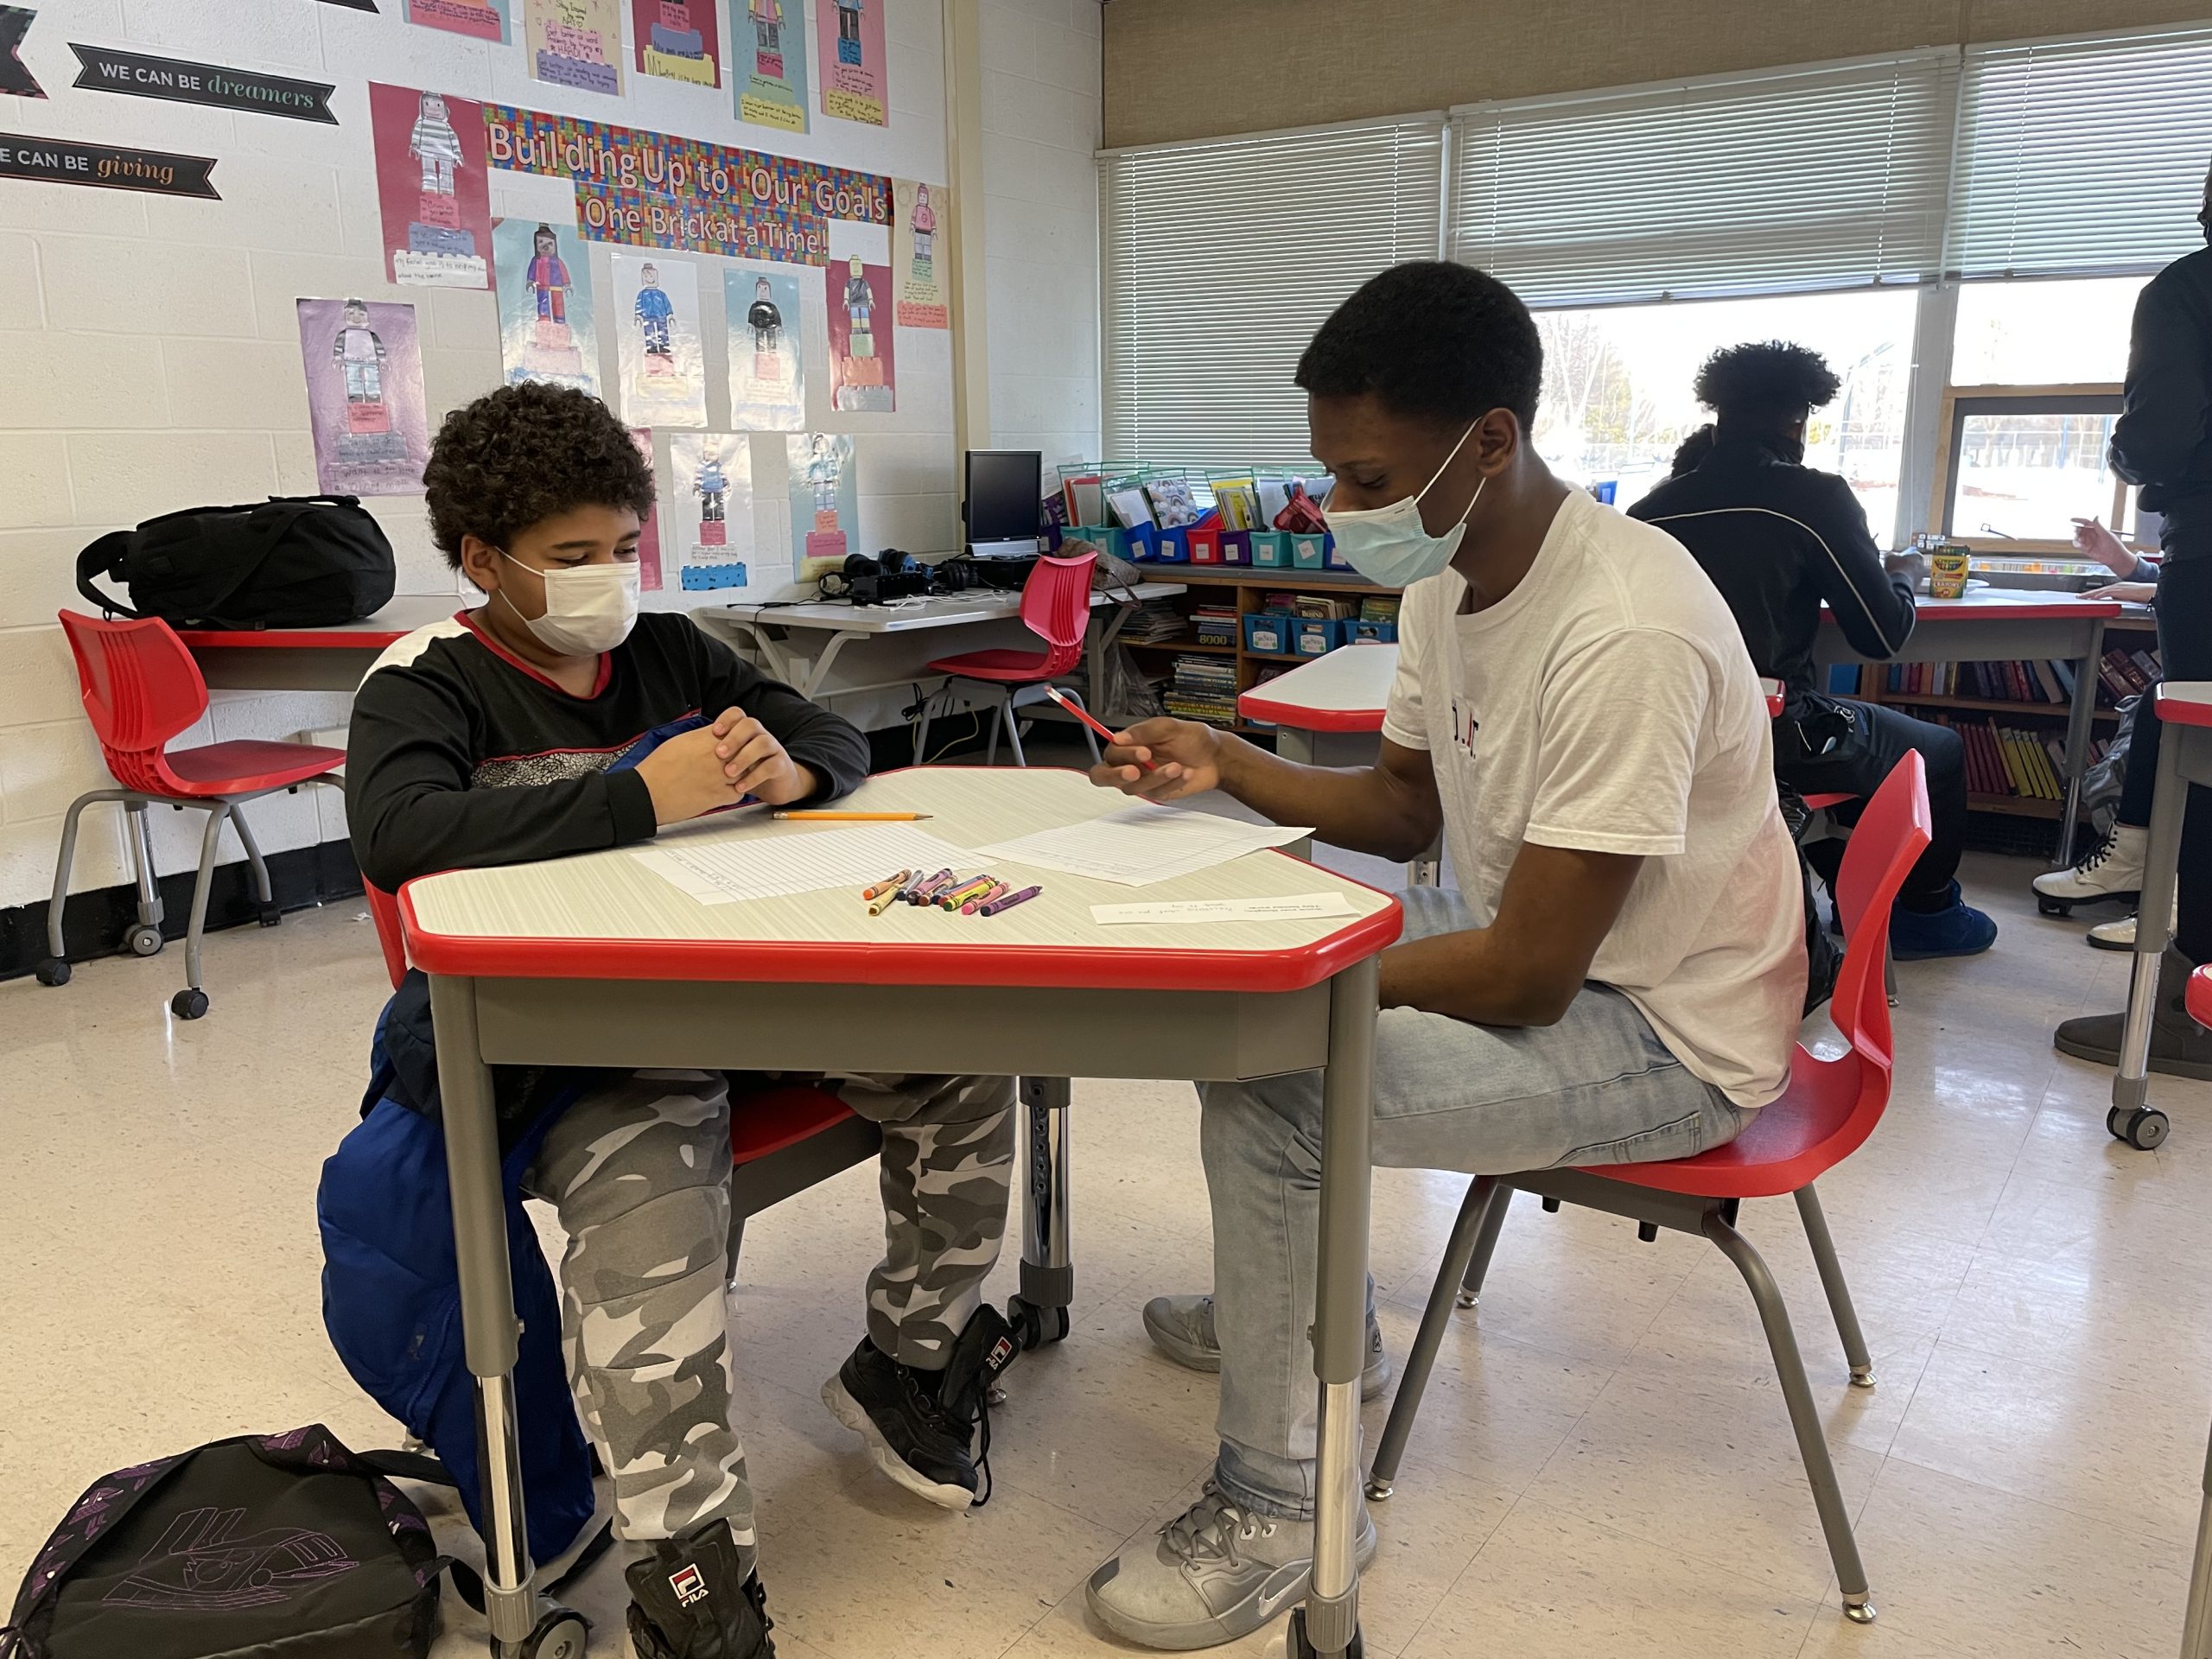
818, 550, 986, 603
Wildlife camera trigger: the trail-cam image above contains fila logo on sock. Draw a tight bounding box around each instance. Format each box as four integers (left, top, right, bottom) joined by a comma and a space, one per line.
669, 1563, 709, 1606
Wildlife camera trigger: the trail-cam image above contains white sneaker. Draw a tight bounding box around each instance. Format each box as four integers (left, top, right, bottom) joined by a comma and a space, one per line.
2088, 896, 2179, 952
2033, 824, 2145, 904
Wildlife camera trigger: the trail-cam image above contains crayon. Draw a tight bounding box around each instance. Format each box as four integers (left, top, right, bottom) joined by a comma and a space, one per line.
939, 876, 997, 910
867, 887, 902, 917
906, 868, 956, 904
961, 881, 1010, 916
862, 869, 912, 899
978, 885, 1041, 917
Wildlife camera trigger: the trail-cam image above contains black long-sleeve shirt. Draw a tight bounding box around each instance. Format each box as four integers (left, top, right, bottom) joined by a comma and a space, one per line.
2113, 244, 2212, 542
1628, 433, 1916, 714
346, 609, 870, 893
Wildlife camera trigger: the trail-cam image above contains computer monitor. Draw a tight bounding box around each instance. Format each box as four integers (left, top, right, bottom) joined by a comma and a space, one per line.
963, 449, 1043, 559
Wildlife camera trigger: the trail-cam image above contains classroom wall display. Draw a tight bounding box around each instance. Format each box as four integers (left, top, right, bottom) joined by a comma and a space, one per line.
734, 0, 807, 133
0, 135, 219, 196
297, 296, 431, 496
633, 0, 718, 87
494, 217, 597, 392
631, 427, 664, 589
725, 264, 804, 429
484, 104, 887, 266
68, 43, 337, 123
892, 178, 947, 328
317, 0, 380, 10
612, 250, 708, 427
525, 0, 621, 94
815, 0, 886, 126
371, 82, 493, 287
2, 8, 47, 98
826, 255, 893, 412
668, 432, 753, 590
403, 0, 507, 41
789, 432, 856, 572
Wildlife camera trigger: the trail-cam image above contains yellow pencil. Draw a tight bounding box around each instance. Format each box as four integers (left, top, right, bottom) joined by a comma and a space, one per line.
772, 810, 934, 822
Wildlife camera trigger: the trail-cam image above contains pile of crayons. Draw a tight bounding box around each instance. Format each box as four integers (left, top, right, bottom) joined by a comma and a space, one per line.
862, 868, 1041, 918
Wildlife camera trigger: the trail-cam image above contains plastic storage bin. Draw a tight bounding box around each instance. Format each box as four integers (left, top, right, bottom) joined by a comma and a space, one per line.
1153, 525, 1191, 563
1347, 619, 1399, 644
1243, 612, 1294, 655
1290, 533, 1328, 570
1187, 524, 1224, 564
1220, 530, 1252, 566
1249, 531, 1293, 568
1292, 618, 1344, 658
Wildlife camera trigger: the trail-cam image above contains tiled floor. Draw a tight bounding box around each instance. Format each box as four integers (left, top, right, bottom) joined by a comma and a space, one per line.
3, 843, 2209, 1657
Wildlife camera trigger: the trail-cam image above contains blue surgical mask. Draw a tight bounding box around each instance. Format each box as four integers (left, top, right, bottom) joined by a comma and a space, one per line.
1325, 423, 1484, 588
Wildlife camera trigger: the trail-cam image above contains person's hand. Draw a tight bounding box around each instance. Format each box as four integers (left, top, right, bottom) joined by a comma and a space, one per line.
1882, 550, 1929, 585
2072, 517, 2138, 576
709, 709, 817, 805
634, 725, 751, 825
2082, 580, 2158, 604
1086, 716, 1228, 804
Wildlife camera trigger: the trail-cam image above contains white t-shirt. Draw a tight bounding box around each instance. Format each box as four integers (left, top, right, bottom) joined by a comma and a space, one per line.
1382, 487, 1806, 1109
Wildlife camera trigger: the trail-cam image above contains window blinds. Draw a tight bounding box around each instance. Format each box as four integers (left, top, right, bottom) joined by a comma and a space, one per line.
1448, 53, 1960, 308
1949, 26, 2212, 282
1099, 118, 1445, 467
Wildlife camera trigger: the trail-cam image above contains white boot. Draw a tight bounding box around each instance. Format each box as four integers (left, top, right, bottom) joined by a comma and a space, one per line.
2087, 894, 2180, 952
2033, 823, 2146, 903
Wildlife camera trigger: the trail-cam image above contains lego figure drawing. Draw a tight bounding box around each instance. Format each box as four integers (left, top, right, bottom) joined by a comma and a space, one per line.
410, 91, 463, 199
909, 183, 936, 272
526, 225, 573, 344
835, 0, 861, 63
298, 295, 427, 493
334, 298, 389, 409
652, 0, 703, 55
696, 453, 728, 524
751, 0, 781, 55
634, 263, 674, 362
806, 433, 841, 519
842, 256, 875, 359
747, 276, 784, 353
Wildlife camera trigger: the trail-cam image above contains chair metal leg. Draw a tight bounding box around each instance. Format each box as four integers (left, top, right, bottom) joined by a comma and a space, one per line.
1368, 1175, 1501, 1499
128, 803, 163, 928
984, 688, 1002, 766
1057, 686, 1103, 764
230, 802, 275, 911
913, 685, 939, 765
726, 1213, 746, 1293
1458, 1180, 1512, 1309
2181, 1423, 2212, 1659
1703, 1211, 1875, 1624
44, 790, 128, 961
1001, 693, 1027, 767
1795, 1184, 1875, 1387
181, 802, 229, 996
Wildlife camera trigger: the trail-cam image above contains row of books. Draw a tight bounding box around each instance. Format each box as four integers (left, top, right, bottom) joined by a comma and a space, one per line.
1922, 714, 2113, 803
1882, 646, 2164, 709
1164, 654, 1238, 728
1121, 598, 1191, 645
2096, 645, 2165, 702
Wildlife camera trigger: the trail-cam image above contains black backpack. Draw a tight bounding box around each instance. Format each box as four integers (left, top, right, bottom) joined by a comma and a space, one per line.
77, 497, 397, 631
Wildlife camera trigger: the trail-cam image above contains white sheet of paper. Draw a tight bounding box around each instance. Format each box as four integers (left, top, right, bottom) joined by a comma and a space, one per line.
633, 823, 975, 905
1090, 893, 1357, 925
978, 804, 1313, 887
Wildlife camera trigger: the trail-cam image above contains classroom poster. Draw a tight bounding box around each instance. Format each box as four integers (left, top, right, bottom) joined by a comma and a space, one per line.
725, 264, 805, 429
815, 0, 885, 126
525, 0, 622, 93
633, 0, 718, 86
611, 250, 708, 426
668, 432, 752, 590
370, 81, 492, 288
733, 0, 806, 132
403, 0, 508, 41
631, 427, 664, 589
494, 217, 597, 393
789, 432, 856, 573
825, 255, 893, 412
892, 178, 947, 328
297, 296, 430, 496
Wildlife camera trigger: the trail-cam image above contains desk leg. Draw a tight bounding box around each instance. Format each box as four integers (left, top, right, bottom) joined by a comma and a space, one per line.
1298, 956, 1378, 1659
2182, 1425, 2212, 1657
1012, 1077, 1075, 1349
2056, 620, 2107, 869
2113, 727, 2187, 1125
429, 974, 539, 1650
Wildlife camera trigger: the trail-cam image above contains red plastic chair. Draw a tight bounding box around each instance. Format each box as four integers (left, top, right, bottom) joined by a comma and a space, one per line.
914, 551, 1099, 766
1368, 753, 1931, 1629
40, 612, 346, 1019
361, 878, 881, 1283
2190, 964, 2210, 1030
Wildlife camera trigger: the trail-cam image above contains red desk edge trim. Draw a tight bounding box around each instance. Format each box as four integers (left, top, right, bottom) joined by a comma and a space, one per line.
176, 626, 414, 648
1818, 597, 2122, 623
2156, 683, 2212, 729
1234, 693, 1387, 733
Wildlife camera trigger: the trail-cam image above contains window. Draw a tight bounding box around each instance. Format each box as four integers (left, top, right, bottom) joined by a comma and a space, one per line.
1529, 289, 1919, 531
1098, 117, 1445, 468
1933, 389, 2127, 545
1951, 277, 2148, 385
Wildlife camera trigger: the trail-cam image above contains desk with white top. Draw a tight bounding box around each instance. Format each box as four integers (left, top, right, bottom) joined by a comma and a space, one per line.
174, 596, 461, 691
1239, 643, 1398, 767
398, 767, 1400, 1659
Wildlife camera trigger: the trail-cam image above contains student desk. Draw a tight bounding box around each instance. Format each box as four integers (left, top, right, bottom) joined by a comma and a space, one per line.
1813, 590, 2121, 868
1239, 642, 1398, 766
710, 581, 1187, 701
398, 766, 1401, 1659
2109, 681, 2212, 1151
173, 596, 460, 691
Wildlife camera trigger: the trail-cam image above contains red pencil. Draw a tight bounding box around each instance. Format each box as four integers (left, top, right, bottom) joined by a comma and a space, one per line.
1044, 686, 1157, 771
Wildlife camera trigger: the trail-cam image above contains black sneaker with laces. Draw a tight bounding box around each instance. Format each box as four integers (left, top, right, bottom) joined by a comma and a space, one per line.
822, 1306, 1018, 1510
624, 1518, 774, 1659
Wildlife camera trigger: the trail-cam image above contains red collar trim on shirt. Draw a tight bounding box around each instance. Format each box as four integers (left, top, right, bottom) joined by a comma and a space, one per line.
456, 608, 613, 699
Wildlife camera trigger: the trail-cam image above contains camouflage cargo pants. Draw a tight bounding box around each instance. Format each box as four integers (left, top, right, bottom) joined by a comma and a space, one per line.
522, 1066, 1014, 1549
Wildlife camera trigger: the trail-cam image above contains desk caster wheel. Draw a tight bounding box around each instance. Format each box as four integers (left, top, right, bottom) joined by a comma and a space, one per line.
1008, 1296, 1070, 1350
517, 1608, 588, 1659
257, 905, 282, 928
171, 988, 208, 1020
2109, 1104, 2169, 1150
1287, 1606, 1363, 1659
35, 958, 71, 987
125, 923, 164, 957
2036, 895, 2074, 918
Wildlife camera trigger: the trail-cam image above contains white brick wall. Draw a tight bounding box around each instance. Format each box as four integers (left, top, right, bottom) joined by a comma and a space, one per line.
0, 0, 1102, 910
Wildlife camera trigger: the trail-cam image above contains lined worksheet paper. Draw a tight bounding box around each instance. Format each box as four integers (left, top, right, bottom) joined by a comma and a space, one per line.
978, 804, 1313, 887
633, 824, 976, 906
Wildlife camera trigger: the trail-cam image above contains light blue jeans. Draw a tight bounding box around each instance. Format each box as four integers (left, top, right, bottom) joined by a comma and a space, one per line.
1205, 886, 1748, 1519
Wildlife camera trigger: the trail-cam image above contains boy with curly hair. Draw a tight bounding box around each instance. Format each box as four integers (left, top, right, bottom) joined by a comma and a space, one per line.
344, 383, 1015, 1657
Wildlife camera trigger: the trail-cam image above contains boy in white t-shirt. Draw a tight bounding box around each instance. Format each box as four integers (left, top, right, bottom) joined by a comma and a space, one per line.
1080, 262, 1808, 1652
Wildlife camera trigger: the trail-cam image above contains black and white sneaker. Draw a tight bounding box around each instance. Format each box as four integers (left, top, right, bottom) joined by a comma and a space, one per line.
624, 1519, 774, 1659
822, 1306, 1018, 1510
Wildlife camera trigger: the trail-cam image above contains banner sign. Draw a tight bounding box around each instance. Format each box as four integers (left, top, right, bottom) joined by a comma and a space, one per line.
1, 7, 44, 98
484, 102, 887, 267
0, 134, 218, 196
70, 43, 336, 122
317, 0, 379, 10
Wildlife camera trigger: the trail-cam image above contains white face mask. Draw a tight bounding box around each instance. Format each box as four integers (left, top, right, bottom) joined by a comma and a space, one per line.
1324, 422, 1484, 588
498, 550, 639, 656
